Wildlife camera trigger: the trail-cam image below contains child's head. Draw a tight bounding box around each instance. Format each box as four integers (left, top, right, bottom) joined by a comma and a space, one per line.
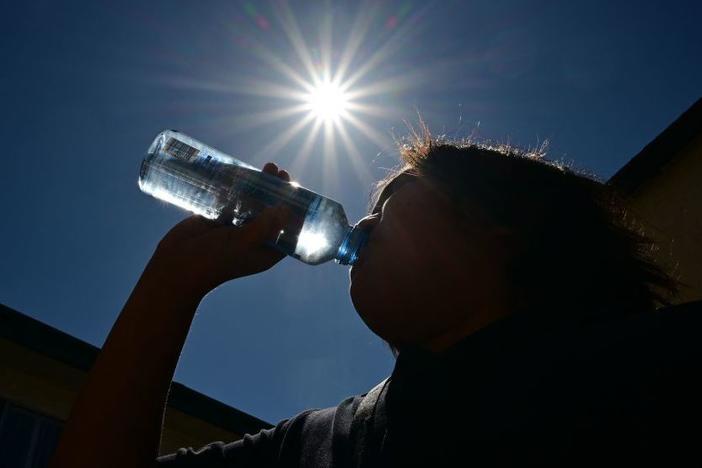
349, 128, 678, 353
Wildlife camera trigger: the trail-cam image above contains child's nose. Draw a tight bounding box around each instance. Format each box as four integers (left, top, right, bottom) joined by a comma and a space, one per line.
354, 213, 380, 232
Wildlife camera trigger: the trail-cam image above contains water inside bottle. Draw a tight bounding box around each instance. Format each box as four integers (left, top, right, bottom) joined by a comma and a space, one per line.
139, 131, 358, 265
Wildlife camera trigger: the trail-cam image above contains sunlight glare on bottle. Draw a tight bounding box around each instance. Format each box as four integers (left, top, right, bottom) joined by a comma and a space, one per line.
297, 229, 331, 258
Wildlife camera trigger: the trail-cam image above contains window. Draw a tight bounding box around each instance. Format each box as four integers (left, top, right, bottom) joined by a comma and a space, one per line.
0, 398, 63, 468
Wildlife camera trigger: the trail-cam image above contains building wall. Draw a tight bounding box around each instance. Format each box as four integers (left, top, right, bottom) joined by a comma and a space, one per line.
0, 337, 242, 456
624, 134, 702, 303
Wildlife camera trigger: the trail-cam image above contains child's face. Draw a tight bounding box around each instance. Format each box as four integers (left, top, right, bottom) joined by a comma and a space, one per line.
349, 173, 511, 352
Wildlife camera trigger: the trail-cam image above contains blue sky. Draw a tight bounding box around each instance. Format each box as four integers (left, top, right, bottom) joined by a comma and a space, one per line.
1, 0, 700, 425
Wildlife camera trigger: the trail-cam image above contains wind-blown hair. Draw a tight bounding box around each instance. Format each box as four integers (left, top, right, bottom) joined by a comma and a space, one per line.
371, 127, 679, 323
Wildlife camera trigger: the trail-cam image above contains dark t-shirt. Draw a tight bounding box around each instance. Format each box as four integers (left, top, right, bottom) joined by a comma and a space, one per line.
158, 302, 702, 467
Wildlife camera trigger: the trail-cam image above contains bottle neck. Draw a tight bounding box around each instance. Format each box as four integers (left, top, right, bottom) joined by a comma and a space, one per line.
335, 225, 369, 265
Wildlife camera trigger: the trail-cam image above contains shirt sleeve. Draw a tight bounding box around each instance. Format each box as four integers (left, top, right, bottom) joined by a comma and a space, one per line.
156, 414, 301, 468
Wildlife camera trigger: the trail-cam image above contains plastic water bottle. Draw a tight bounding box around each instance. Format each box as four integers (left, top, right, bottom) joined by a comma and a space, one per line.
138, 130, 368, 265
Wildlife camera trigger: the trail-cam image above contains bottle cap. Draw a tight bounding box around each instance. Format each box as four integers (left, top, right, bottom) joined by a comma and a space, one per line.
336, 226, 369, 265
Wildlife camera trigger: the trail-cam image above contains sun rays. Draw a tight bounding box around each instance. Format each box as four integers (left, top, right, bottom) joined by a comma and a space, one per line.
155, 1, 427, 191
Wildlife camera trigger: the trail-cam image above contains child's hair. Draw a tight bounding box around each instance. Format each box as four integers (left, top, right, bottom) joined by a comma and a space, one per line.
370, 125, 679, 322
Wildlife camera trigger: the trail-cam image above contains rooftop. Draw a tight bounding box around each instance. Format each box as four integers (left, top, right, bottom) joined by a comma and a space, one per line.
0, 303, 273, 435
608, 97, 702, 194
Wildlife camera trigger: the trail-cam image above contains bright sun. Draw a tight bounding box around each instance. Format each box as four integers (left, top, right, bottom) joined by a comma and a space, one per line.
196, 1, 408, 174
304, 81, 349, 123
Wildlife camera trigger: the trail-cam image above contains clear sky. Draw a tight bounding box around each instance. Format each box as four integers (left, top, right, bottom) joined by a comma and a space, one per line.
1, 0, 700, 425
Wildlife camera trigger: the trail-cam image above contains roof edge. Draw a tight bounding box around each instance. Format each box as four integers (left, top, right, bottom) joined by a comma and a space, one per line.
0, 303, 272, 434
608, 97, 702, 194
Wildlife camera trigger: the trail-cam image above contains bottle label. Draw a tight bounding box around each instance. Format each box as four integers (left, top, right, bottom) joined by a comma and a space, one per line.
164, 137, 200, 162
